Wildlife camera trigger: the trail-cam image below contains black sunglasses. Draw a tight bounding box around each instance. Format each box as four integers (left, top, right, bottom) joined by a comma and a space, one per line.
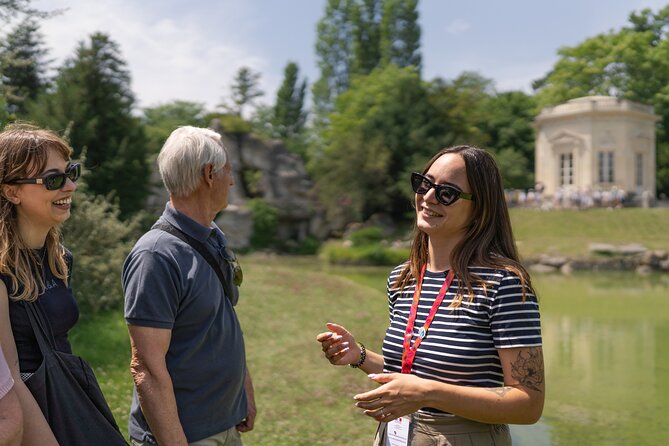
4, 163, 81, 191
223, 246, 243, 287
411, 172, 473, 206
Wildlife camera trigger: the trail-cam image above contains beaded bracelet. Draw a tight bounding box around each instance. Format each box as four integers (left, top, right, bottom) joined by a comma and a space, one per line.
349, 343, 367, 368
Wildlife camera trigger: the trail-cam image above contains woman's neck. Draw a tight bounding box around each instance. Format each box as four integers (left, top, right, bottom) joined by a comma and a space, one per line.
18, 219, 49, 249
426, 235, 463, 272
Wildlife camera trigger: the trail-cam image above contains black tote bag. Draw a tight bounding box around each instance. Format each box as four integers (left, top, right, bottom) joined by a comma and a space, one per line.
23, 301, 128, 445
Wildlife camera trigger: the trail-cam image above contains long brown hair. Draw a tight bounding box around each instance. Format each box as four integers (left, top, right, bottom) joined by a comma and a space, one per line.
393, 145, 534, 306
0, 124, 72, 301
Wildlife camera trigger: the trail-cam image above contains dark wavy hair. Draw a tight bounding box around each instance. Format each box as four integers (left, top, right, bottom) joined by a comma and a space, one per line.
393, 145, 534, 306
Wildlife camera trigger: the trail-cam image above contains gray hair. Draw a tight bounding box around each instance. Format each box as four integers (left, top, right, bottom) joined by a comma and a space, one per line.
157, 126, 228, 197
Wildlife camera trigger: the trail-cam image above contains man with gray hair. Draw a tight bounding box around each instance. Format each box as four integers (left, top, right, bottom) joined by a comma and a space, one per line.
123, 126, 255, 445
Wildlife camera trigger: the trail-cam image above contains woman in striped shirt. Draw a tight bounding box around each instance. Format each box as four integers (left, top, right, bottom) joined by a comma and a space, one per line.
317, 145, 544, 445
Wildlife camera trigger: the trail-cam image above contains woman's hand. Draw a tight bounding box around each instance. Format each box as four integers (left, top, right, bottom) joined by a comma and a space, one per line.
316, 322, 360, 366
353, 373, 430, 422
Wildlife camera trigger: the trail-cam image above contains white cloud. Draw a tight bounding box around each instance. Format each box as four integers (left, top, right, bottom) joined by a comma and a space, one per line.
445, 18, 471, 35
37, 0, 269, 110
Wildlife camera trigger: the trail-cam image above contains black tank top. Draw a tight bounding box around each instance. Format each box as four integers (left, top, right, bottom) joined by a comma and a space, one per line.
2, 248, 79, 372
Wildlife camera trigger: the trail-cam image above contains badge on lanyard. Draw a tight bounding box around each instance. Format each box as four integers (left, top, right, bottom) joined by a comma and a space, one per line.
385, 417, 410, 446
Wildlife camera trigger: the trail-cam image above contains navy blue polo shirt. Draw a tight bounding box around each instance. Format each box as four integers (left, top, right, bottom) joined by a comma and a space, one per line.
123, 203, 246, 443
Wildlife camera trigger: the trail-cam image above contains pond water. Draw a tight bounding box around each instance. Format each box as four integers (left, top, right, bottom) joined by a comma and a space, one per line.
514, 273, 669, 445
325, 266, 669, 445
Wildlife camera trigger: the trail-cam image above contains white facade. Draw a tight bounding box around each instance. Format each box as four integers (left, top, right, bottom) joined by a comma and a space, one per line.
534, 96, 659, 201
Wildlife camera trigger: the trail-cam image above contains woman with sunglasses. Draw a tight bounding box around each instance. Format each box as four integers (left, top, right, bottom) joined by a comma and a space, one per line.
0, 124, 92, 445
317, 145, 544, 445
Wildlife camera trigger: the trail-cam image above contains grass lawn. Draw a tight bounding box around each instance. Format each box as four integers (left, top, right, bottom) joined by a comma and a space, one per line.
71, 255, 389, 445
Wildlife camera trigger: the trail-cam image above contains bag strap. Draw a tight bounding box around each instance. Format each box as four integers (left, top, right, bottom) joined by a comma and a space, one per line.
24, 300, 57, 355
152, 222, 234, 303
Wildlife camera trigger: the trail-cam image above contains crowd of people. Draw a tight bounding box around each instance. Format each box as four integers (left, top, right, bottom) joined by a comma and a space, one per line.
0, 124, 543, 446
504, 183, 650, 210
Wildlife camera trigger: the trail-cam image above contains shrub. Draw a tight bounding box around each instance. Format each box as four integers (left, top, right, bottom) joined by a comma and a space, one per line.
320, 242, 408, 266
347, 226, 385, 247
206, 113, 252, 134
248, 198, 279, 249
279, 236, 321, 255
62, 191, 143, 316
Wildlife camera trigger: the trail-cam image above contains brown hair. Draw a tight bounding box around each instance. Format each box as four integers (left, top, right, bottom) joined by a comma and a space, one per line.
0, 124, 72, 301
393, 145, 534, 306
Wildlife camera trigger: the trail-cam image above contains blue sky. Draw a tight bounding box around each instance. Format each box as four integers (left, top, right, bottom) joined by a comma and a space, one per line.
31, 0, 669, 111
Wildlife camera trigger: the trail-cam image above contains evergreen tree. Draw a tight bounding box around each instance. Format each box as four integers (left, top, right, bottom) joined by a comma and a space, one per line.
0, 17, 49, 115
379, 0, 421, 70
273, 62, 307, 140
220, 66, 264, 117
0, 0, 49, 21
26, 32, 149, 217
0, 95, 9, 128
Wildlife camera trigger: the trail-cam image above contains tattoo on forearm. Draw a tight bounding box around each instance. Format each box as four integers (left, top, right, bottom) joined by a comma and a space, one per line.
510, 347, 544, 392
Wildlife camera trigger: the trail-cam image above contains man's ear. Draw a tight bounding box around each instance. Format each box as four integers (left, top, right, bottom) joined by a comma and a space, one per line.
203, 164, 214, 185
0, 185, 20, 205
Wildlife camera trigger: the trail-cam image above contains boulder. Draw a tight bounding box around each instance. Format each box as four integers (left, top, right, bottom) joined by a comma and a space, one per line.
588, 243, 616, 256
530, 264, 558, 274
538, 254, 569, 268
617, 243, 647, 256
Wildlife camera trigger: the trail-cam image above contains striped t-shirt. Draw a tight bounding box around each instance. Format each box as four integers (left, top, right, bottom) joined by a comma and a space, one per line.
382, 263, 542, 408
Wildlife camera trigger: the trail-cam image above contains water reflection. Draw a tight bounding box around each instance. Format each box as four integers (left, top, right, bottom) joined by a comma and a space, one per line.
517, 273, 669, 445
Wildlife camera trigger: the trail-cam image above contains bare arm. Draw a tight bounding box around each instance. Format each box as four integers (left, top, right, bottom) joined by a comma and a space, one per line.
0, 385, 22, 446
0, 285, 57, 446
128, 325, 188, 446
354, 346, 545, 424
235, 366, 256, 433
424, 346, 544, 423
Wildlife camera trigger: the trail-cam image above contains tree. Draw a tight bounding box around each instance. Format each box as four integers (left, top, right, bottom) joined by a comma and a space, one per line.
425, 72, 494, 149
312, 0, 355, 126
26, 32, 149, 217
312, 65, 441, 223
0, 95, 9, 127
143, 100, 207, 155
350, 0, 382, 75
0, 17, 50, 115
0, 0, 51, 21
478, 91, 537, 188
379, 0, 421, 70
220, 66, 263, 117
273, 62, 307, 140
312, 0, 424, 139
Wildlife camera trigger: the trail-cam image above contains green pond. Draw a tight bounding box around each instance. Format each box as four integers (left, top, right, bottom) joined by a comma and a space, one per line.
327, 267, 669, 445
516, 272, 669, 446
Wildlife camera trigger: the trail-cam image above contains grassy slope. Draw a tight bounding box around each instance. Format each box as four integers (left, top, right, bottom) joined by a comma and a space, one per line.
510, 208, 669, 257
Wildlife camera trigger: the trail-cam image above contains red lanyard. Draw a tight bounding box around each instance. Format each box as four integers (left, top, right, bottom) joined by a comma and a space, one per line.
401, 265, 455, 374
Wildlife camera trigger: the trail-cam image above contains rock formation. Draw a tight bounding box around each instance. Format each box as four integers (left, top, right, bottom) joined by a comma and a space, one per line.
146, 122, 322, 249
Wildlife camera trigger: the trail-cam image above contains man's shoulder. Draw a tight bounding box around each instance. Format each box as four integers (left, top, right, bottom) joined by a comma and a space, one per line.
126, 227, 197, 269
